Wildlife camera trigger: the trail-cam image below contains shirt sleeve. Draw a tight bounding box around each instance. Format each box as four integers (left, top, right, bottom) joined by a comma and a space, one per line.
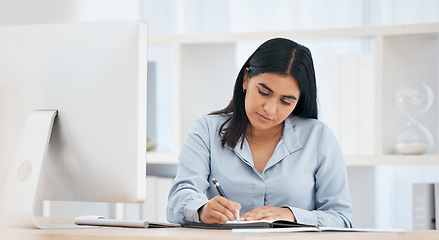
166, 117, 212, 224
285, 124, 353, 228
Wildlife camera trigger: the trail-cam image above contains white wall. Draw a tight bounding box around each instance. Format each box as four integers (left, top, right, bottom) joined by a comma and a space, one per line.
0, 0, 75, 26
370, 0, 439, 25
0, 0, 142, 27
2, 0, 437, 31
142, 0, 439, 34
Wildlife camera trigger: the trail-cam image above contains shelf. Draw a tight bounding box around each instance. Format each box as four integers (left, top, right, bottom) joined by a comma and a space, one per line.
146, 22, 439, 167
147, 152, 439, 166
146, 152, 179, 164
345, 155, 439, 166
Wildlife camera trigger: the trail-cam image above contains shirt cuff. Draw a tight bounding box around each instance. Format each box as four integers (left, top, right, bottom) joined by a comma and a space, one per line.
183, 198, 209, 222
285, 206, 319, 226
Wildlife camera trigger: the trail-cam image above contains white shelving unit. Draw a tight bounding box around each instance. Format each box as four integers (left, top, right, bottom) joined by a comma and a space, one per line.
345, 155, 439, 166
146, 22, 439, 166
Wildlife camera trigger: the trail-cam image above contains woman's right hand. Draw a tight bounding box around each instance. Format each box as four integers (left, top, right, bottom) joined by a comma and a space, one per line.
198, 196, 241, 224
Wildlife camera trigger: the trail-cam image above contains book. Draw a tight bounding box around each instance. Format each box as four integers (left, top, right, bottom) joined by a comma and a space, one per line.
321, 53, 376, 155
182, 219, 315, 229
412, 183, 435, 230
321, 54, 342, 142
435, 183, 439, 230
340, 54, 359, 155
232, 226, 406, 233
357, 53, 375, 155
183, 220, 406, 232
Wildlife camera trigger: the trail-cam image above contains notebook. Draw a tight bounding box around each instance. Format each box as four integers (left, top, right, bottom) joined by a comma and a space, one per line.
182, 219, 315, 229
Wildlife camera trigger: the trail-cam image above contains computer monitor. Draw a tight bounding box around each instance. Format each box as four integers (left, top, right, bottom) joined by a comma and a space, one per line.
0, 21, 147, 227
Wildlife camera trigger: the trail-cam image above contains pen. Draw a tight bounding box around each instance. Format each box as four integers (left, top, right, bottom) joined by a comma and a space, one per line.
212, 178, 228, 198
212, 178, 240, 222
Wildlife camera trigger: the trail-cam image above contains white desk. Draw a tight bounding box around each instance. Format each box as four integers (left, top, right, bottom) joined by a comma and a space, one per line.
1, 217, 438, 240
3, 227, 439, 240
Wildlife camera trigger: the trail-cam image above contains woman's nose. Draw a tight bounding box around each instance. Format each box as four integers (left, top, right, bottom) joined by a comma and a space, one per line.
263, 98, 277, 114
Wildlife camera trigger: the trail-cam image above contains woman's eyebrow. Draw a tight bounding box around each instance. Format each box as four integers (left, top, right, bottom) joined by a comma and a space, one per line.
258, 83, 297, 100
283, 95, 297, 100
258, 83, 273, 93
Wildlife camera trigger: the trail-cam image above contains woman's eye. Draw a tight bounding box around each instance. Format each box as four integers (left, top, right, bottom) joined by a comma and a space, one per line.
281, 99, 291, 106
258, 89, 269, 96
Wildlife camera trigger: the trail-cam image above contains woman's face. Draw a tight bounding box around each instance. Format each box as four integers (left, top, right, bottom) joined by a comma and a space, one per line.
243, 71, 300, 132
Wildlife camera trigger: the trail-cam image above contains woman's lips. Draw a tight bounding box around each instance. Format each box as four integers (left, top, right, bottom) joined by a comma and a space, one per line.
257, 112, 272, 122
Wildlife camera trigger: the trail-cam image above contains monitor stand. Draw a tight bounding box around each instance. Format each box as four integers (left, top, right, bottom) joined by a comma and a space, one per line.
1, 110, 57, 228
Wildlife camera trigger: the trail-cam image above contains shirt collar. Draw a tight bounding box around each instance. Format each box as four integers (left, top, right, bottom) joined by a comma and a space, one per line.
228, 117, 302, 170
281, 116, 302, 154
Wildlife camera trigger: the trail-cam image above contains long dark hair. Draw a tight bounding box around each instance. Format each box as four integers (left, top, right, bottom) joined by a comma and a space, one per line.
210, 38, 318, 149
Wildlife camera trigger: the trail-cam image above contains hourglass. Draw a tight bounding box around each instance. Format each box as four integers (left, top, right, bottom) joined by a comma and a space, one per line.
394, 83, 434, 154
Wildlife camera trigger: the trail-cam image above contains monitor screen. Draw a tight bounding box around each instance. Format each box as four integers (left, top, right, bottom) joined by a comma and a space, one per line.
0, 21, 147, 212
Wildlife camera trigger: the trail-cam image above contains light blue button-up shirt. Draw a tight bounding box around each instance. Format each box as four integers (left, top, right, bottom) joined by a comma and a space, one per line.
167, 114, 352, 227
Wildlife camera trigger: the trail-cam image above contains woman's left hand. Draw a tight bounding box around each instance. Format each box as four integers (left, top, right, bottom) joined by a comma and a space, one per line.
240, 206, 296, 222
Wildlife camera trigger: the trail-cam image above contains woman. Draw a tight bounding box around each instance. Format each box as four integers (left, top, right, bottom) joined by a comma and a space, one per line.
166, 38, 352, 228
